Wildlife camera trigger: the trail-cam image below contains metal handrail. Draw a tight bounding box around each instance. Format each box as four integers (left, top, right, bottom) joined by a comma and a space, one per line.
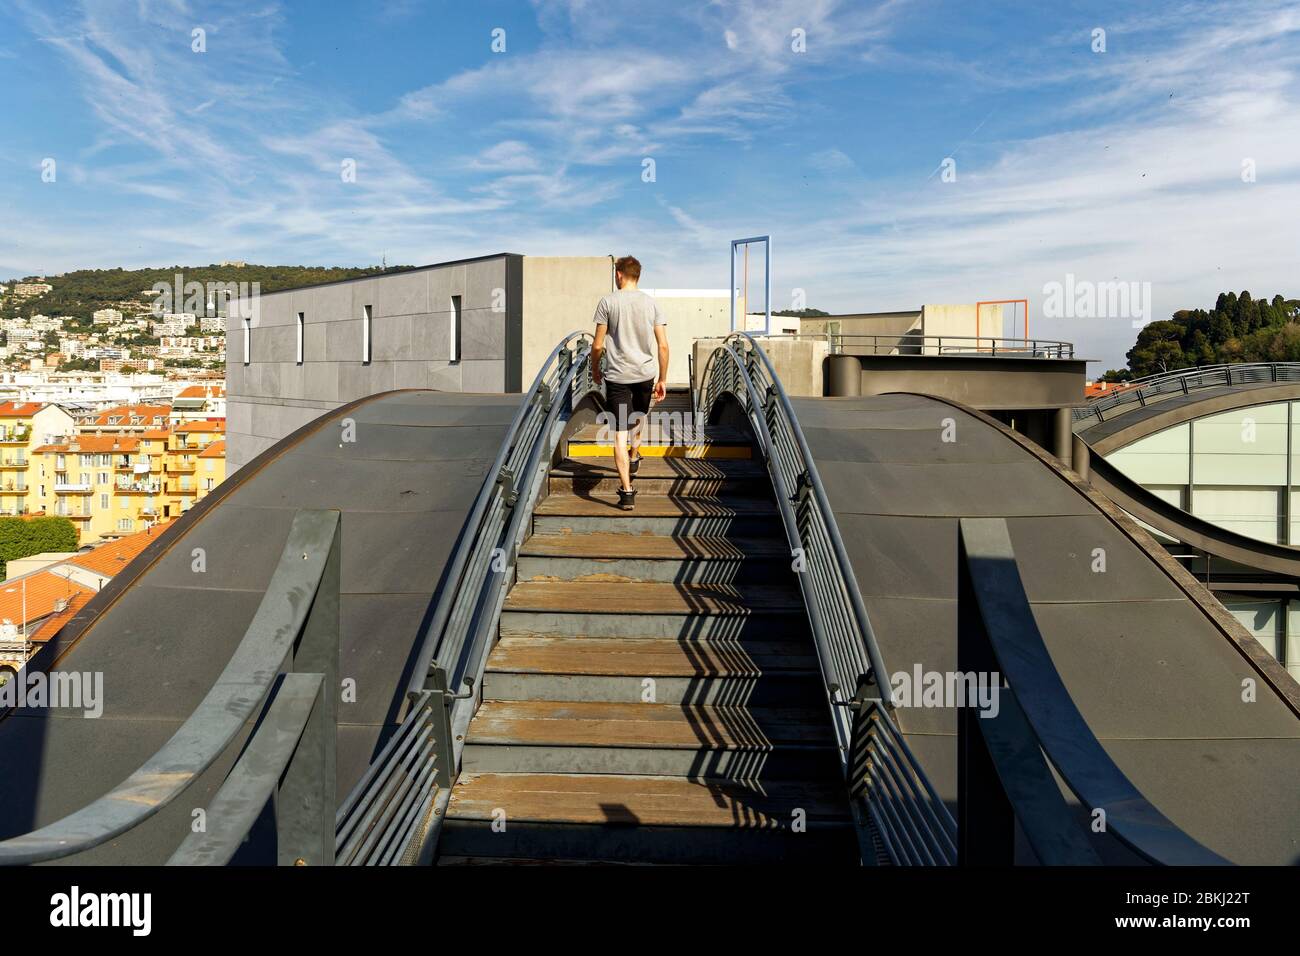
0, 508, 341, 866
694, 333, 956, 865
957, 517, 1230, 865
1077, 362, 1300, 423
335, 330, 596, 864
782, 331, 1074, 359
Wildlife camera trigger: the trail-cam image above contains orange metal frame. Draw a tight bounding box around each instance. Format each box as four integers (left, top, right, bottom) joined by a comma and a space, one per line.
975, 299, 1029, 341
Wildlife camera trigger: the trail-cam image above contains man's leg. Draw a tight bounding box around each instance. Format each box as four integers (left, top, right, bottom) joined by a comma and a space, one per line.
629, 414, 644, 463
612, 429, 632, 492
628, 379, 653, 463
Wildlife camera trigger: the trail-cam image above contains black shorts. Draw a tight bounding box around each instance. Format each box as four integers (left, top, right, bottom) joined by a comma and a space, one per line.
605, 378, 654, 430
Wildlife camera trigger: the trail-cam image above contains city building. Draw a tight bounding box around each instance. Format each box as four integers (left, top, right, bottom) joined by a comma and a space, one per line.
170, 384, 225, 426
164, 419, 225, 515
28, 435, 162, 540
0, 402, 77, 517
226, 254, 739, 470
0, 522, 172, 677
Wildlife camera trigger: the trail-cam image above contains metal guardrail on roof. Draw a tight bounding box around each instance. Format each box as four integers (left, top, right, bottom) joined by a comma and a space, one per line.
1076, 362, 1300, 424
335, 330, 595, 865
785, 332, 1075, 359
694, 333, 958, 866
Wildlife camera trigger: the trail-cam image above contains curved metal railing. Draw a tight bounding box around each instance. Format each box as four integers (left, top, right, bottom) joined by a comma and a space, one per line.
0, 509, 342, 866
1077, 362, 1300, 424
694, 333, 957, 866
335, 330, 596, 865
958, 517, 1229, 865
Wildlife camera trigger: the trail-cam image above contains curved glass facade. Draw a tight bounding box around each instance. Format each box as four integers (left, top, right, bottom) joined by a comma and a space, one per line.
1106, 400, 1300, 680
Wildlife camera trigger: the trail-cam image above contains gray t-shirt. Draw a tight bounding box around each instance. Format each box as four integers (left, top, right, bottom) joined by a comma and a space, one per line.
593, 289, 667, 384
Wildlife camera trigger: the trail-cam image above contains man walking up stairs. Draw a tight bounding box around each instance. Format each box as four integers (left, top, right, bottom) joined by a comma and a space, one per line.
590, 255, 670, 511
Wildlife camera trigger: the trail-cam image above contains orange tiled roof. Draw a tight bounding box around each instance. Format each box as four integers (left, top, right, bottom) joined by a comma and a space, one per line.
198, 440, 225, 458
67, 522, 171, 577
29, 591, 93, 644
33, 436, 141, 454
0, 401, 47, 418
92, 404, 171, 426
1085, 381, 1134, 398
174, 419, 225, 433
0, 570, 93, 630
138, 429, 171, 440
177, 385, 225, 398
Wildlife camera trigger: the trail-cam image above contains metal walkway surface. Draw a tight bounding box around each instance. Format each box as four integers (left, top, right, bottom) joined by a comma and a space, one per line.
3, 343, 1298, 865
0, 390, 520, 864
792, 392, 1300, 864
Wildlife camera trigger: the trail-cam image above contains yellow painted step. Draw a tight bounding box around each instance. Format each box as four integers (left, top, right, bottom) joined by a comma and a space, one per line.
568, 443, 752, 460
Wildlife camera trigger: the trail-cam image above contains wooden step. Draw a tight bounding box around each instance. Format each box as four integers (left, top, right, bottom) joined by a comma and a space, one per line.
503, 581, 803, 615
448, 772, 849, 826
533, 493, 777, 535
440, 773, 856, 864
487, 636, 817, 677
549, 457, 770, 497
483, 636, 821, 704
461, 700, 840, 778
517, 532, 793, 584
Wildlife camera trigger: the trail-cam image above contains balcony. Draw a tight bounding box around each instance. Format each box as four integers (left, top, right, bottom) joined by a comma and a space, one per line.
0, 458, 28, 469
116, 482, 161, 494
166, 461, 198, 474
54, 482, 93, 494
0, 429, 31, 445
55, 510, 92, 520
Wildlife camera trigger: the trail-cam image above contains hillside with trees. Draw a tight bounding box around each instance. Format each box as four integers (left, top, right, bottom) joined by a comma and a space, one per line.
3, 263, 411, 320
1120, 291, 1300, 379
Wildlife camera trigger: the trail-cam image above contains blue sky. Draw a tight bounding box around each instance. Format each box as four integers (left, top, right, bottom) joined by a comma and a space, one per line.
1, 0, 1299, 368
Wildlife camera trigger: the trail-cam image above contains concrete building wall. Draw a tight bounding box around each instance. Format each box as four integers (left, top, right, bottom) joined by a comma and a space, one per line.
921, 303, 984, 341
691, 336, 828, 397
227, 254, 519, 471
643, 291, 732, 385
801, 311, 922, 341
520, 257, 612, 386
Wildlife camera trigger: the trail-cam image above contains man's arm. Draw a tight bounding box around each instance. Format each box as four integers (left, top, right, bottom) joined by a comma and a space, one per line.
591, 300, 607, 385
653, 324, 669, 401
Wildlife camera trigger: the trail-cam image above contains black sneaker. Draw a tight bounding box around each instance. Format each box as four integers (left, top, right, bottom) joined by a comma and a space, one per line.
618, 488, 636, 511
629, 452, 642, 475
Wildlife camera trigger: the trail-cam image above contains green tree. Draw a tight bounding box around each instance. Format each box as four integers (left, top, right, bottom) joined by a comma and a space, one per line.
0, 516, 78, 579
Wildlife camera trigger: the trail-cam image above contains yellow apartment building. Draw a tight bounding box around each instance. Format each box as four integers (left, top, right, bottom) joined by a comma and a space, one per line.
29, 435, 164, 542
0, 401, 76, 518
164, 419, 226, 516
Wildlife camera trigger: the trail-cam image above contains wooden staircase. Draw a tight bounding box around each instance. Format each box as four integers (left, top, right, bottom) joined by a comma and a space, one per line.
440, 391, 855, 864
